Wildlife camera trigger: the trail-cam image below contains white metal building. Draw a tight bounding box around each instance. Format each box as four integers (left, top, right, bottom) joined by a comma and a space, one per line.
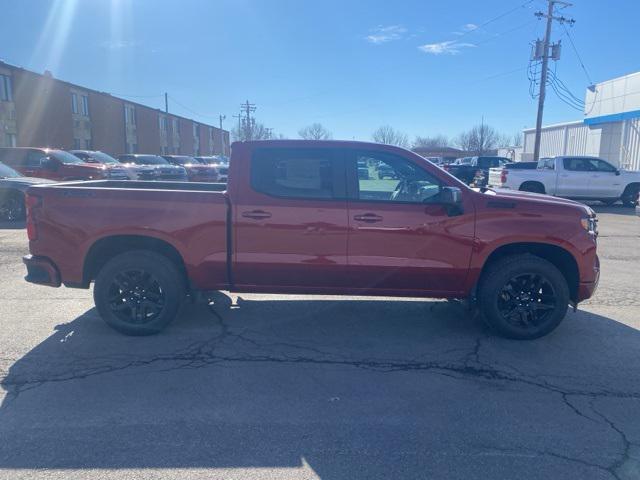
522, 71, 640, 170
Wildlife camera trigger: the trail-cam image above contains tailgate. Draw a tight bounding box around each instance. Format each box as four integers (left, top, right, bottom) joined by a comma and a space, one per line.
488, 168, 505, 187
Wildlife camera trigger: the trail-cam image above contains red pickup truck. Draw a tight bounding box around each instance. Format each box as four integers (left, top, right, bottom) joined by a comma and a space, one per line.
23, 140, 600, 340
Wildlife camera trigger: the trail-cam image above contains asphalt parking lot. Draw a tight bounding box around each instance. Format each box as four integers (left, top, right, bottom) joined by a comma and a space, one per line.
0, 206, 638, 480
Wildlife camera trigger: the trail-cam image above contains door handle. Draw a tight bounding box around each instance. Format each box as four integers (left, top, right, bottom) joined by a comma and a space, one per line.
242, 210, 272, 220
353, 213, 383, 223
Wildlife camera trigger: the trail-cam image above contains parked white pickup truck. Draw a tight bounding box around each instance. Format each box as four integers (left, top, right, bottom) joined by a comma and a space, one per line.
488, 156, 640, 207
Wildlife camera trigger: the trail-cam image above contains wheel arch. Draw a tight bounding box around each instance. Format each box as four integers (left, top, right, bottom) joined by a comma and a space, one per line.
519, 181, 546, 194
83, 234, 188, 288
622, 182, 640, 195
478, 242, 579, 302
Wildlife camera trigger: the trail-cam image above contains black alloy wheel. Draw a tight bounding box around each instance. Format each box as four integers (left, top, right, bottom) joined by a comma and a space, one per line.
107, 269, 165, 324
496, 273, 557, 329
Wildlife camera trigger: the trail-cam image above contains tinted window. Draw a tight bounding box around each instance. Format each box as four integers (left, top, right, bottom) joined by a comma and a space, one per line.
50, 150, 84, 164
132, 155, 169, 165
251, 149, 338, 199
564, 158, 597, 172
25, 151, 47, 167
594, 159, 617, 172
355, 152, 442, 203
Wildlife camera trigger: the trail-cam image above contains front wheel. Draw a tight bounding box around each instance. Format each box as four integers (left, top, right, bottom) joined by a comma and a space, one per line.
621, 185, 639, 208
478, 255, 569, 340
94, 251, 186, 335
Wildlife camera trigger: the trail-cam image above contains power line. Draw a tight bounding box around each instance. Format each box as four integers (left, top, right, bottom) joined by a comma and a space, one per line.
167, 95, 219, 120
561, 22, 594, 85
109, 92, 164, 99
454, 0, 536, 40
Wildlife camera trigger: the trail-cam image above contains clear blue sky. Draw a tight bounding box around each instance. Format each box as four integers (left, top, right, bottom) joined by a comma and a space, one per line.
0, 0, 637, 142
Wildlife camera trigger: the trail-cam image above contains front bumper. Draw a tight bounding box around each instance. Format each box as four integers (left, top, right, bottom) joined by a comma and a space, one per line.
23, 255, 61, 287
577, 254, 600, 302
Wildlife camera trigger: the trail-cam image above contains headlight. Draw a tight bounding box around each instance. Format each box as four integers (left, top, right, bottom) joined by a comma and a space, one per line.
580, 216, 598, 235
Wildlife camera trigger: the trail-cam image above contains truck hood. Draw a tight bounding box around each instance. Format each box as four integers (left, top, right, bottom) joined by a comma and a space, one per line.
481, 187, 594, 214
63, 163, 108, 177
0, 176, 55, 191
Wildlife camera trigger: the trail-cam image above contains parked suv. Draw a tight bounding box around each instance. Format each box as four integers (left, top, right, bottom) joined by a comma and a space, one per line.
117, 154, 188, 181
194, 156, 228, 182
69, 150, 133, 180
0, 147, 109, 181
161, 155, 219, 182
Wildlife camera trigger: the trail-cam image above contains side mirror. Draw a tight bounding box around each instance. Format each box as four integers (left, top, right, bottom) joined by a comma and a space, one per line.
439, 186, 463, 217
440, 186, 462, 206
615, 169, 621, 176
41, 157, 59, 171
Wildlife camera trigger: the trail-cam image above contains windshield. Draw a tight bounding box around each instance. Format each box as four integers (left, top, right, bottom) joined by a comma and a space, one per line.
50, 150, 84, 164
88, 151, 120, 164
165, 156, 194, 165
0, 162, 21, 178
133, 155, 169, 165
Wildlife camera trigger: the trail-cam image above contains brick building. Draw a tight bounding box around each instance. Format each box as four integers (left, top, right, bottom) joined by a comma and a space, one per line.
0, 61, 229, 157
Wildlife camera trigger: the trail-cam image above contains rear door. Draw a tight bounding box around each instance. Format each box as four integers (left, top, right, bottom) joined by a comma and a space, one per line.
346, 150, 474, 295
556, 157, 595, 197
233, 147, 349, 290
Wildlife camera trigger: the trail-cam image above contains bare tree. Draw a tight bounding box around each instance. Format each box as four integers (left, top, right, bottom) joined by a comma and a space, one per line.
454, 124, 500, 155
298, 123, 332, 140
232, 121, 273, 141
511, 131, 523, 147
371, 125, 409, 148
412, 135, 450, 150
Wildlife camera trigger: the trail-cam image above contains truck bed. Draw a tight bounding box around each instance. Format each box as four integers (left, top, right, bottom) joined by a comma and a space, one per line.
27, 180, 230, 290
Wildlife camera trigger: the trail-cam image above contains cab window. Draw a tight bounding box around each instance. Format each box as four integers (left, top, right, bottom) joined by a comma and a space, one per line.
353, 152, 442, 203
251, 148, 343, 199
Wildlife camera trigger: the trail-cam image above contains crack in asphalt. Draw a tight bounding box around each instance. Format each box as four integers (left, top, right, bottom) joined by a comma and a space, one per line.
1, 309, 639, 477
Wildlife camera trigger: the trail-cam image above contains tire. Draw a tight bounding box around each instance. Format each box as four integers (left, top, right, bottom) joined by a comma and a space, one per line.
478, 254, 569, 340
93, 250, 186, 335
520, 182, 545, 194
0, 190, 25, 221
621, 184, 640, 208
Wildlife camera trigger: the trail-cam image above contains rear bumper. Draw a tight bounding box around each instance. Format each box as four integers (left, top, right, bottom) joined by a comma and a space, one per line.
23, 255, 61, 287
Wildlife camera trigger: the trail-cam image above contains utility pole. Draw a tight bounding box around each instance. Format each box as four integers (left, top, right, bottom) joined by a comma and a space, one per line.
164, 92, 168, 113
233, 113, 242, 140
219, 114, 226, 155
239, 100, 256, 141
532, 0, 574, 162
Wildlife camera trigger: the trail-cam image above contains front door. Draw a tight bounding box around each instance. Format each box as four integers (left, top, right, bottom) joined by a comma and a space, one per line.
557, 157, 596, 198
586, 158, 622, 198
233, 147, 349, 290
346, 150, 474, 295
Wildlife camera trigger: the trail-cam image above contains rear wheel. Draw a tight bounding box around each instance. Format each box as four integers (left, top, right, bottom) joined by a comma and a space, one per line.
519, 182, 545, 194
621, 184, 639, 208
0, 190, 25, 221
478, 255, 569, 340
94, 250, 186, 335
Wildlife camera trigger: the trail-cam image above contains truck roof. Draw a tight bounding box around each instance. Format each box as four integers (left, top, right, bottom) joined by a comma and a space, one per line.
231, 139, 413, 151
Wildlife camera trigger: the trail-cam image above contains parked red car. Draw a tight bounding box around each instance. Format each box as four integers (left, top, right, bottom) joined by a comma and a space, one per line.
23, 140, 599, 340
0, 147, 113, 181
161, 155, 220, 182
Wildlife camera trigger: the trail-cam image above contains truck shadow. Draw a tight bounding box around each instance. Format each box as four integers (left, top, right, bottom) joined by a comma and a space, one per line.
0, 220, 25, 230
590, 204, 637, 216
1, 297, 640, 477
